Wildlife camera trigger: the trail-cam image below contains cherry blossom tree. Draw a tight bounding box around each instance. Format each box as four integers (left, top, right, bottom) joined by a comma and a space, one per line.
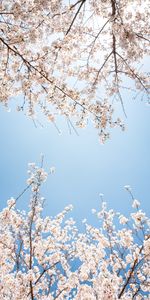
0, 0, 149, 141
0, 163, 149, 299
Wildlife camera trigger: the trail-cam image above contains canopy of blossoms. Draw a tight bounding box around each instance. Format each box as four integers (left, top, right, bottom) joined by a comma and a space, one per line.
0, 0, 149, 141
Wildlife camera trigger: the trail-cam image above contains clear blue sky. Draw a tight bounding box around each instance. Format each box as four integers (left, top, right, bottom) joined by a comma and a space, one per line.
0, 97, 150, 226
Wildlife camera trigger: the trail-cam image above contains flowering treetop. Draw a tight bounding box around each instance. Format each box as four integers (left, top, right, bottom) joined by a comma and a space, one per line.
0, 0, 149, 141
0, 163, 149, 299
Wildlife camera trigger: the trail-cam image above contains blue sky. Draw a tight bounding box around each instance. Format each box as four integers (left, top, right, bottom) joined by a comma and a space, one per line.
0, 97, 150, 226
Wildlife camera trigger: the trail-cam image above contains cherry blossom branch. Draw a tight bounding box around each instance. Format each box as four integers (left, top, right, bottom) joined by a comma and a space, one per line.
0, 36, 101, 118
118, 245, 144, 298
93, 51, 113, 86
116, 52, 149, 96
65, 0, 86, 35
